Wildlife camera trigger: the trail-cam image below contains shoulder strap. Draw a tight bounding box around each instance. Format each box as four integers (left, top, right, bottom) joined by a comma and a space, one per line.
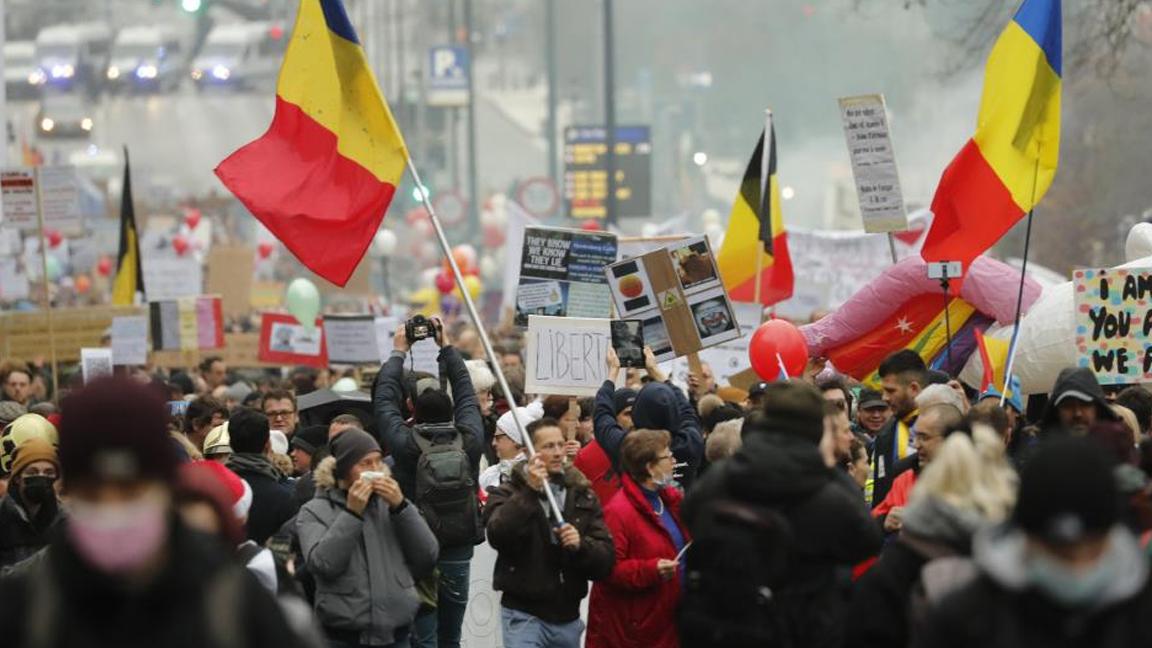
412, 424, 463, 453
206, 564, 246, 648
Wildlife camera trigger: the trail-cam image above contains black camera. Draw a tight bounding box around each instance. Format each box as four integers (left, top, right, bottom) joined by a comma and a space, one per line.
405, 315, 439, 344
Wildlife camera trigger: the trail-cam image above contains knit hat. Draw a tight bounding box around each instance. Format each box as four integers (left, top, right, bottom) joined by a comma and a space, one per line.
0, 401, 27, 425
612, 388, 637, 415
751, 380, 825, 444
331, 428, 381, 481
203, 423, 232, 457
59, 378, 178, 484
496, 407, 535, 446
1014, 437, 1119, 545
291, 424, 328, 457
11, 438, 59, 477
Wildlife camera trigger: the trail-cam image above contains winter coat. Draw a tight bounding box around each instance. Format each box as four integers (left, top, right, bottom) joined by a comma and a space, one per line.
227, 453, 300, 546
484, 461, 615, 624
872, 460, 918, 520
914, 524, 1152, 648
296, 456, 439, 645
593, 380, 704, 491
574, 439, 619, 506
683, 431, 883, 648
847, 496, 988, 648
0, 518, 306, 648
0, 491, 61, 568
586, 474, 690, 648
374, 345, 484, 558
871, 412, 917, 508
1040, 366, 1119, 430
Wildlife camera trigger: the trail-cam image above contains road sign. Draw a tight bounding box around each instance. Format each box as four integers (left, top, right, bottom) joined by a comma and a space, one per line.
1, 166, 82, 235
516, 177, 560, 219
426, 45, 470, 107
563, 125, 652, 220
434, 190, 468, 227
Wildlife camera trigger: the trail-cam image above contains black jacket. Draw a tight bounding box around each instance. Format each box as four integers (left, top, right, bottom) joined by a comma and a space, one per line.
1040, 366, 1119, 429
593, 380, 704, 491
870, 412, 917, 508
375, 345, 484, 557
684, 432, 883, 648
227, 453, 300, 546
0, 491, 60, 568
484, 463, 615, 624
0, 518, 307, 648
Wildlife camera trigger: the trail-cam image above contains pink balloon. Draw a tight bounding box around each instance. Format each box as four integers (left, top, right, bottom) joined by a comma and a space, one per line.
749, 320, 808, 381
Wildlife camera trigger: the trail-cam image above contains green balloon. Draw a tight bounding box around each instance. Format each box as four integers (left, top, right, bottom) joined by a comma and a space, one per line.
285, 278, 321, 332
45, 255, 61, 282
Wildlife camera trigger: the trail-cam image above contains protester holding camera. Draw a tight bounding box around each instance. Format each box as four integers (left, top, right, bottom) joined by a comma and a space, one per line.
297, 428, 438, 648
375, 316, 485, 648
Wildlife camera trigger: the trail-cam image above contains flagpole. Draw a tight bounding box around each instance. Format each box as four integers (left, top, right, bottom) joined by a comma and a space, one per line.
33, 168, 59, 404
1000, 157, 1042, 406
407, 157, 565, 525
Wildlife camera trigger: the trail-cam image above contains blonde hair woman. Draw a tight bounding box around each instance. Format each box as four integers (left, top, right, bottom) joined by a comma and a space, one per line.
847, 423, 1017, 648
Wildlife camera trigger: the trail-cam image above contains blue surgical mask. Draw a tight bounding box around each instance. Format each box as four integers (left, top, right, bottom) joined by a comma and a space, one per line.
1027, 545, 1118, 608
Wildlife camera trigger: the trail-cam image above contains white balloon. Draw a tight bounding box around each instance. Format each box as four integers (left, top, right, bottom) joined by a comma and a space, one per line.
374, 229, 398, 256
479, 254, 498, 279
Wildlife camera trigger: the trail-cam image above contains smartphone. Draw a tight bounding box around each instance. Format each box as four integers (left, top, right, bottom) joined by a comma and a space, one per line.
611, 319, 645, 368
167, 400, 190, 417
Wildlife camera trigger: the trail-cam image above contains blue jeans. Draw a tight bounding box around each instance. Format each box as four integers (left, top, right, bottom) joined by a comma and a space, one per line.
500, 607, 583, 648
410, 559, 471, 648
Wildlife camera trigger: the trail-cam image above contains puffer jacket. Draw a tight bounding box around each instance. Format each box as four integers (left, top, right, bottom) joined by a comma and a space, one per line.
296, 457, 439, 645
587, 474, 690, 648
484, 461, 615, 624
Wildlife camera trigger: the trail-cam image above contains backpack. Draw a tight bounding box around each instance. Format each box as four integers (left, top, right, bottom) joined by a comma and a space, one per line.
680, 497, 796, 648
412, 422, 483, 547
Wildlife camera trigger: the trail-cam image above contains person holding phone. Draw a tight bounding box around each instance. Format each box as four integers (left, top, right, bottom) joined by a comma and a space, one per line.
297, 428, 439, 648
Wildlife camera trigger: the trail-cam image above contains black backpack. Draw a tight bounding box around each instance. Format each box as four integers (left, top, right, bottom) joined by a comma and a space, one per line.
412, 422, 483, 547
680, 497, 796, 648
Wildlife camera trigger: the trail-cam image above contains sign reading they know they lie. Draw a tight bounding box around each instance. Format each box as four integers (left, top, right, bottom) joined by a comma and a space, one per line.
1074, 267, 1152, 385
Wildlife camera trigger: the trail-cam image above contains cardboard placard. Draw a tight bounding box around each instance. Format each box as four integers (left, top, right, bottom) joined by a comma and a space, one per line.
143, 255, 203, 302
0, 306, 144, 363
205, 246, 256, 317
251, 281, 286, 310
525, 315, 611, 396
667, 302, 762, 388
111, 315, 148, 366
605, 236, 741, 363
839, 94, 908, 233
515, 226, 618, 325
258, 312, 328, 367
149, 333, 279, 370
1073, 267, 1152, 384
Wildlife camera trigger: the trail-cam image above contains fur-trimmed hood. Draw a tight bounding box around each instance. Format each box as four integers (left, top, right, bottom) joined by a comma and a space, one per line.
313, 455, 338, 490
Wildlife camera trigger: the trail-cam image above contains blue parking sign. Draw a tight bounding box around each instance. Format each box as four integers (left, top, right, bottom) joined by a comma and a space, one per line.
427, 46, 470, 107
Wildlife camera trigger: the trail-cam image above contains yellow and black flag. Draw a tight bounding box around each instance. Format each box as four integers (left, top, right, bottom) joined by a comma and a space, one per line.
111, 147, 144, 306
717, 110, 793, 306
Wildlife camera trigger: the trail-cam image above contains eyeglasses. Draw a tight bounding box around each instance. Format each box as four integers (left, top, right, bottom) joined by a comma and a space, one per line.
266, 410, 295, 418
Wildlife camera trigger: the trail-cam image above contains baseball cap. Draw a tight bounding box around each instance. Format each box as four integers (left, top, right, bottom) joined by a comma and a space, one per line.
1054, 390, 1097, 406
857, 388, 886, 410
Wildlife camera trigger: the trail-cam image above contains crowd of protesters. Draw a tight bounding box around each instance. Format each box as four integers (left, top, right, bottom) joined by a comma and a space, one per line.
2, 320, 1152, 648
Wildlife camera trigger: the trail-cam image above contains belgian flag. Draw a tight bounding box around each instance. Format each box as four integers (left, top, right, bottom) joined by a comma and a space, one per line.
716, 110, 793, 306
111, 147, 144, 305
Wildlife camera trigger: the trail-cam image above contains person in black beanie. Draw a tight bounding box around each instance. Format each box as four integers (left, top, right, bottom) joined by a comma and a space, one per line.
226, 408, 299, 545
680, 380, 882, 648
0, 377, 307, 648
290, 424, 331, 508
915, 437, 1152, 648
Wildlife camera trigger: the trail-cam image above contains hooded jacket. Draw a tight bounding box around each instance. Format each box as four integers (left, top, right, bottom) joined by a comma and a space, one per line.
683, 431, 883, 648
913, 523, 1152, 648
484, 461, 615, 624
226, 453, 299, 546
593, 380, 704, 491
296, 457, 439, 645
1041, 367, 1119, 430
0, 488, 61, 568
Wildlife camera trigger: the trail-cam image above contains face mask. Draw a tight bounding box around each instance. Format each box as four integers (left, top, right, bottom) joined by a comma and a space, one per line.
1027, 545, 1118, 607
67, 496, 168, 575
21, 475, 57, 507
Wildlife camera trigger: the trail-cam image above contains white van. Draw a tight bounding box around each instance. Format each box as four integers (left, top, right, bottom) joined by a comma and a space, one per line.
31, 23, 114, 95
4, 41, 38, 99
190, 22, 284, 91
106, 25, 187, 94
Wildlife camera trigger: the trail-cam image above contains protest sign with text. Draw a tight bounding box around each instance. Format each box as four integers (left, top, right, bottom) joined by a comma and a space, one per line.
839, 94, 907, 233
515, 226, 617, 325
525, 315, 611, 396
1073, 267, 1152, 384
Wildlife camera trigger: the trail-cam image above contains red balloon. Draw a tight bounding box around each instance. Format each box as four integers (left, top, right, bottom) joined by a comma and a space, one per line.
172, 235, 189, 256
749, 320, 808, 381
46, 229, 63, 249
434, 271, 455, 295
96, 256, 113, 277
258, 242, 275, 259
580, 219, 602, 232
184, 208, 202, 230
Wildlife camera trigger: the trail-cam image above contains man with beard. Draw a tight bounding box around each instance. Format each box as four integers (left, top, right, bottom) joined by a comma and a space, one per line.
1041, 367, 1119, 435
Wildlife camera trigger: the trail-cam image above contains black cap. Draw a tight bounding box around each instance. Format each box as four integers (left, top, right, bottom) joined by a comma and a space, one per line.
857, 388, 886, 410
291, 424, 329, 457
612, 388, 637, 415
1014, 437, 1119, 545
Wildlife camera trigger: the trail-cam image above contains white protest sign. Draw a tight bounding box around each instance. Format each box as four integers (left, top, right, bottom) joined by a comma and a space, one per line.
410, 338, 441, 378
839, 94, 907, 233
143, 255, 203, 301
525, 315, 611, 396
80, 348, 114, 383
38, 166, 83, 235
0, 259, 30, 300
323, 315, 382, 364
375, 316, 399, 363
111, 315, 148, 365
1, 169, 37, 231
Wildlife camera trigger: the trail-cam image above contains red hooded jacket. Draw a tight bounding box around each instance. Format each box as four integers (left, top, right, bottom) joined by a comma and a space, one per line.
586, 474, 690, 648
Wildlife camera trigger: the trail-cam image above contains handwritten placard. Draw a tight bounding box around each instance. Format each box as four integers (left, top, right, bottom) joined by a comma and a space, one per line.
1074, 267, 1152, 384
525, 315, 611, 396
839, 94, 907, 233
324, 315, 382, 364
111, 315, 148, 366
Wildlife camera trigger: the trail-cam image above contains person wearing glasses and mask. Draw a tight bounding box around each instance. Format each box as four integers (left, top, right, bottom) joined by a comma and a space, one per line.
0, 438, 61, 567
587, 428, 690, 648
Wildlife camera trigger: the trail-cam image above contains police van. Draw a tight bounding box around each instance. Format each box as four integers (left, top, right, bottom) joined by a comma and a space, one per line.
190, 22, 285, 91
105, 26, 187, 94
31, 23, 114, 95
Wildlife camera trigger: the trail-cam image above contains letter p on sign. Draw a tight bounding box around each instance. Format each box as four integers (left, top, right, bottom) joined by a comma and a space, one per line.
433, 49, 459, 79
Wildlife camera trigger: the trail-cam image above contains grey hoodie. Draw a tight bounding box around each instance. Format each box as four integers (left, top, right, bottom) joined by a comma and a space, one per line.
296, 457, 439, 644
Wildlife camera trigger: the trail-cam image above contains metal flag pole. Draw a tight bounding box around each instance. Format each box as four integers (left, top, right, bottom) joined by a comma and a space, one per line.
1000, 156, 1043, 407
406, 157, 565, 524
33, 167, 60, 403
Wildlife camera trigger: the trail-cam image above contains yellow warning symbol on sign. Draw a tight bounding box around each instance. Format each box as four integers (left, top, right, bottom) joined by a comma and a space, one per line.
659, 289, 681, 310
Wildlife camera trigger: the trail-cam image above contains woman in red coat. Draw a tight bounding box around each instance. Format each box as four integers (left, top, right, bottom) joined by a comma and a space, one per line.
587, 428, 690, 648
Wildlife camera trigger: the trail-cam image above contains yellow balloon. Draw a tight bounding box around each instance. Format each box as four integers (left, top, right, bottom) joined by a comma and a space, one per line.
407, 287, 440, 316
454, 274, 482, 300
